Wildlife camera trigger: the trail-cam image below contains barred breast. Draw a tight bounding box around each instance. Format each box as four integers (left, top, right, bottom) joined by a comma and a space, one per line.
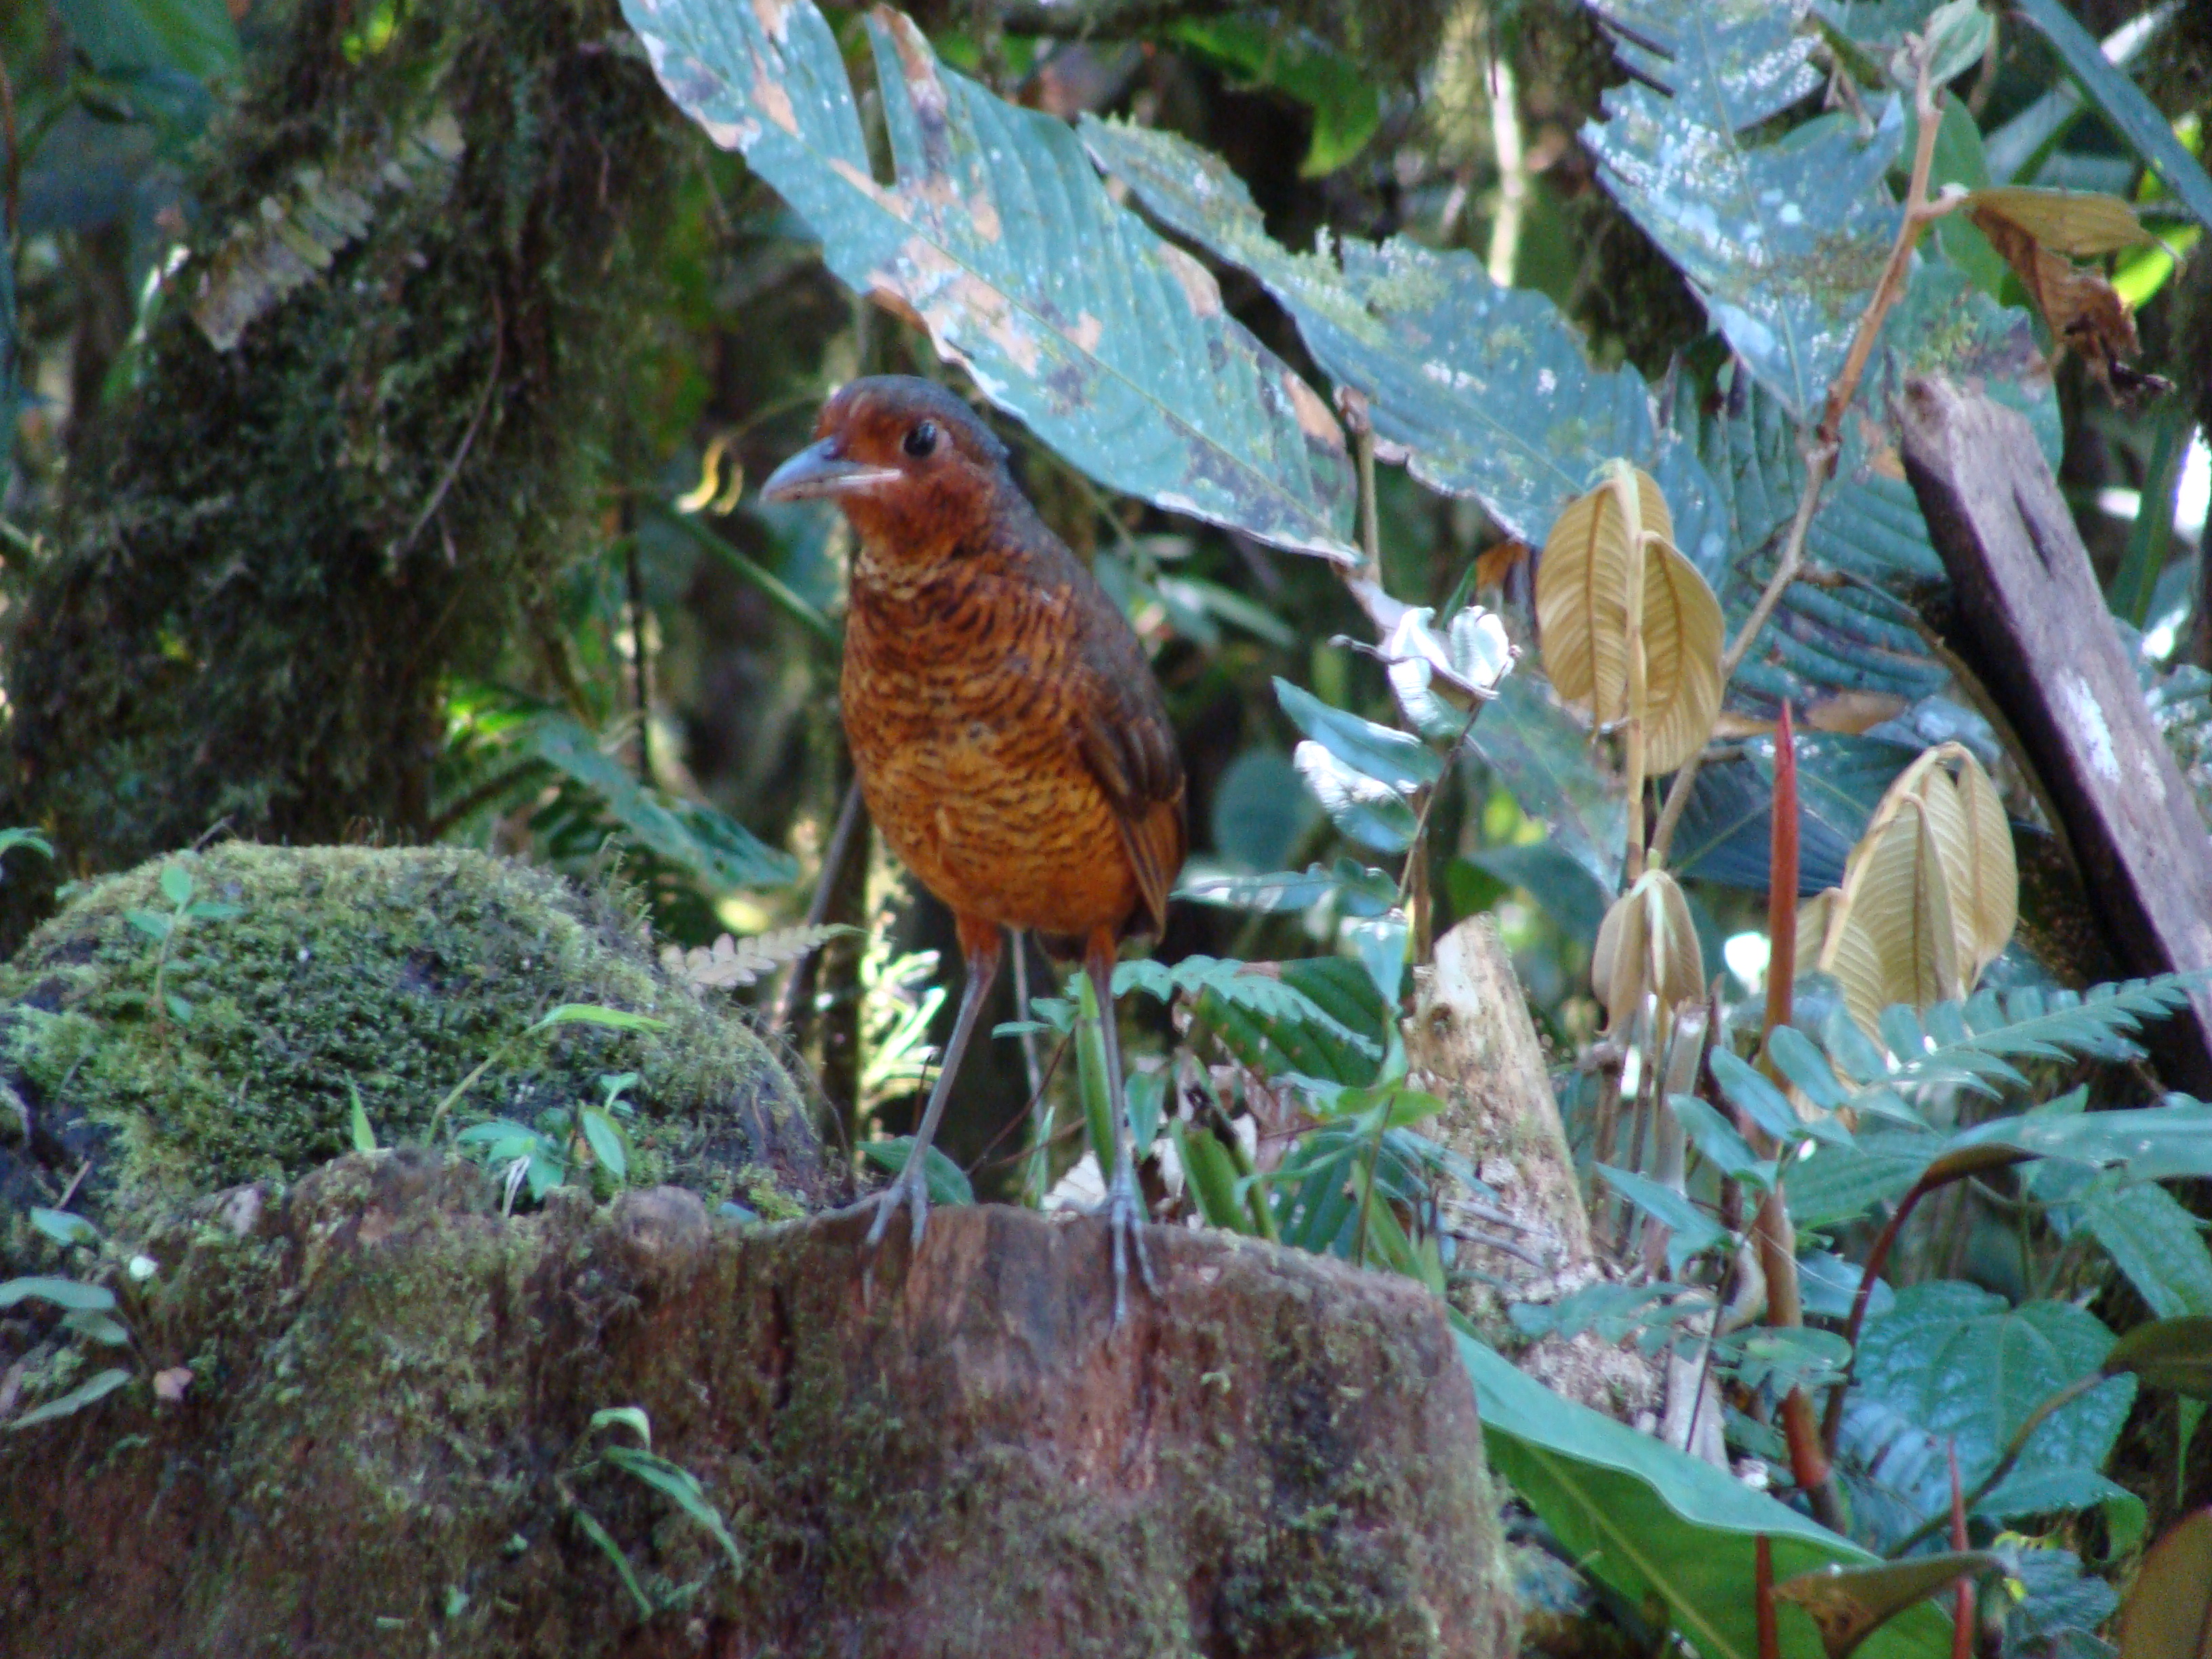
840, 554, 1141, 940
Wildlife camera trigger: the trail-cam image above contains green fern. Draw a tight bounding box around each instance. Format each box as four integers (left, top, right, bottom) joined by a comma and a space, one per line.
1767, 972, 2212, 1110
1115, 956, 1381, 1059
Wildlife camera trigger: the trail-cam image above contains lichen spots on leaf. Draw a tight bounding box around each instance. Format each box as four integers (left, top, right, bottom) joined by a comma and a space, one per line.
880, 7, 949, 124
1159, 245, 1223, 319
749, 0, 790, 43
1283, 371, 1346, 455
830, 157, 894, 207
749, 45, 799, 135
1064, 311, 1103, 353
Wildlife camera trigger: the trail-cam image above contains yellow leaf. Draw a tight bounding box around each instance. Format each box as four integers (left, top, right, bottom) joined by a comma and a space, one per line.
1536, 462, 1722, 774
1820, 800, 1961, 1036
1961, 186, 2156, 257
1814, 740, 2015, 1037
1593, 869, 1704, 1029
1851, 743, 2018, 994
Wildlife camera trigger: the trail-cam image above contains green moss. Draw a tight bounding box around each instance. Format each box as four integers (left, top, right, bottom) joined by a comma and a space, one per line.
0, 844, 815, 1229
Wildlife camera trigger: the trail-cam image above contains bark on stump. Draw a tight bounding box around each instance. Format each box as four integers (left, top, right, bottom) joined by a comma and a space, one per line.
0, 1151, 1515, 1658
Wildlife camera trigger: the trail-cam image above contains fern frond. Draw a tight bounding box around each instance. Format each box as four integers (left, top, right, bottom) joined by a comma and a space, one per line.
1115, 956, 1382, 1059
1890, 975, 2208, 1092
1800, 972, 2212, 1104
662, 925, 860, 990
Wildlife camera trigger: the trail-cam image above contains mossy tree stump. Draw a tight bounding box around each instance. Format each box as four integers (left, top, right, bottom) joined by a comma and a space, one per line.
1, 1153, 1514, 1657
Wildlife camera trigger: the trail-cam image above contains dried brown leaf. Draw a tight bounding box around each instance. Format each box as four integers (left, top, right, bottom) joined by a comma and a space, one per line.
1965, 199, 2159, 399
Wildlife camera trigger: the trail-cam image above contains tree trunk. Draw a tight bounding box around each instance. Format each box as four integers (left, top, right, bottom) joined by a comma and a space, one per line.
0, 0, 682, 947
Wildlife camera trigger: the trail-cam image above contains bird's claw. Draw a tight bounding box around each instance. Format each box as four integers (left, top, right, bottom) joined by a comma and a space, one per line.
1097, 1165, 1158, 1329
861, 1166, 931, 1254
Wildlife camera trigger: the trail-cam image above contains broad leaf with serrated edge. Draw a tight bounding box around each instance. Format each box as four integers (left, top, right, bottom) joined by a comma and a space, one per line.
2079, 1183, 2212, 1322
1586, 0, 1903, 417
1854, 1282, 2135, 1521
621, 0, 1356, 558
1078, 116, 1727, 565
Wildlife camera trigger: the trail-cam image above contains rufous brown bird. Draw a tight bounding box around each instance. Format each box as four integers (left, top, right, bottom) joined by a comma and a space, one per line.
761, 376, 1186, 1320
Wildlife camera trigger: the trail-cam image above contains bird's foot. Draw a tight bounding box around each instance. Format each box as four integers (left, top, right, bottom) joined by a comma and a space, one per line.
861, 1162, 932, 1253
854, 1164, 931, 1309
1094, 1164, 1158, 1328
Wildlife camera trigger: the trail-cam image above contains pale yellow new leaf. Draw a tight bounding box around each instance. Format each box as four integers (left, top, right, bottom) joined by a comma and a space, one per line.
1851, 743, 2017, 994
1638, 537, 1725, 774
1820, 800, 1963, 1036
1593, 868, 1704, 1030
1536, 462, 1721, 774
1539, 461, 1662, 721
1962, 186, 2156, 258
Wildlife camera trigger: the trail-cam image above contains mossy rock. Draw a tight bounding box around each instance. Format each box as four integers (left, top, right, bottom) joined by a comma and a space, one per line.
0, 844, 820, 1244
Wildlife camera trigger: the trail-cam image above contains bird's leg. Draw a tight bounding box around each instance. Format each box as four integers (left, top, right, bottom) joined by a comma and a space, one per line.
865, 918, 1002, 1254
1086, 927, 1158, 1326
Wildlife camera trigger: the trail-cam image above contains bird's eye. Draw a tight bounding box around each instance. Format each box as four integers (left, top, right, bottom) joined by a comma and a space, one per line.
903, 420, 938, 458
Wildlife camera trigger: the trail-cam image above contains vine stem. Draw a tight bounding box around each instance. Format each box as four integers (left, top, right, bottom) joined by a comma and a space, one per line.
1648, 47, 1964, 869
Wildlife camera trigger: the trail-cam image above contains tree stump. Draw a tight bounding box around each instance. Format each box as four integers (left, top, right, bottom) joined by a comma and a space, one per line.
0, 1152, 1515, 1658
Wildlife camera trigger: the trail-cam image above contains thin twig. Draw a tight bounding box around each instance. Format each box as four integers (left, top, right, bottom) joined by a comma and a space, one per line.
55, 1158, 91, 1210
1649, 48, 1961, 869
769, 778, 867, 1036
396, 301, 504, 559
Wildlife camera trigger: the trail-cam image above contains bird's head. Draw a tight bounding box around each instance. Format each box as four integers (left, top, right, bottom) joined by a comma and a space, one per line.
760, 376, 1010, 554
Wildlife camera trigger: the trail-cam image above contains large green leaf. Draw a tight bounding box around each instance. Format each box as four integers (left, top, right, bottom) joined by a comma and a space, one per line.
1458, 1331, 1954, 1659
1464, 673, 1626, 895
2077, 1182, 2212, 1321
2012, 0, 2212, 232
1853, 1283, 2136, 1524
1193, 955, 1389, 1087
621, 0, 1357, 559
1585, 0, 1902, 418
1671, 731, 1924, 893
1078, 115, 1727, 566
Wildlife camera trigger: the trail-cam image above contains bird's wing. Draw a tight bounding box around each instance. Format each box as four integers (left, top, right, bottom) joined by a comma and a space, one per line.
1071, 634, 1187, 940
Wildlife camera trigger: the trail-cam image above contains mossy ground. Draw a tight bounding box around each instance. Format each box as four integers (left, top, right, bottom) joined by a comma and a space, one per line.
0, 843, 818, 1244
